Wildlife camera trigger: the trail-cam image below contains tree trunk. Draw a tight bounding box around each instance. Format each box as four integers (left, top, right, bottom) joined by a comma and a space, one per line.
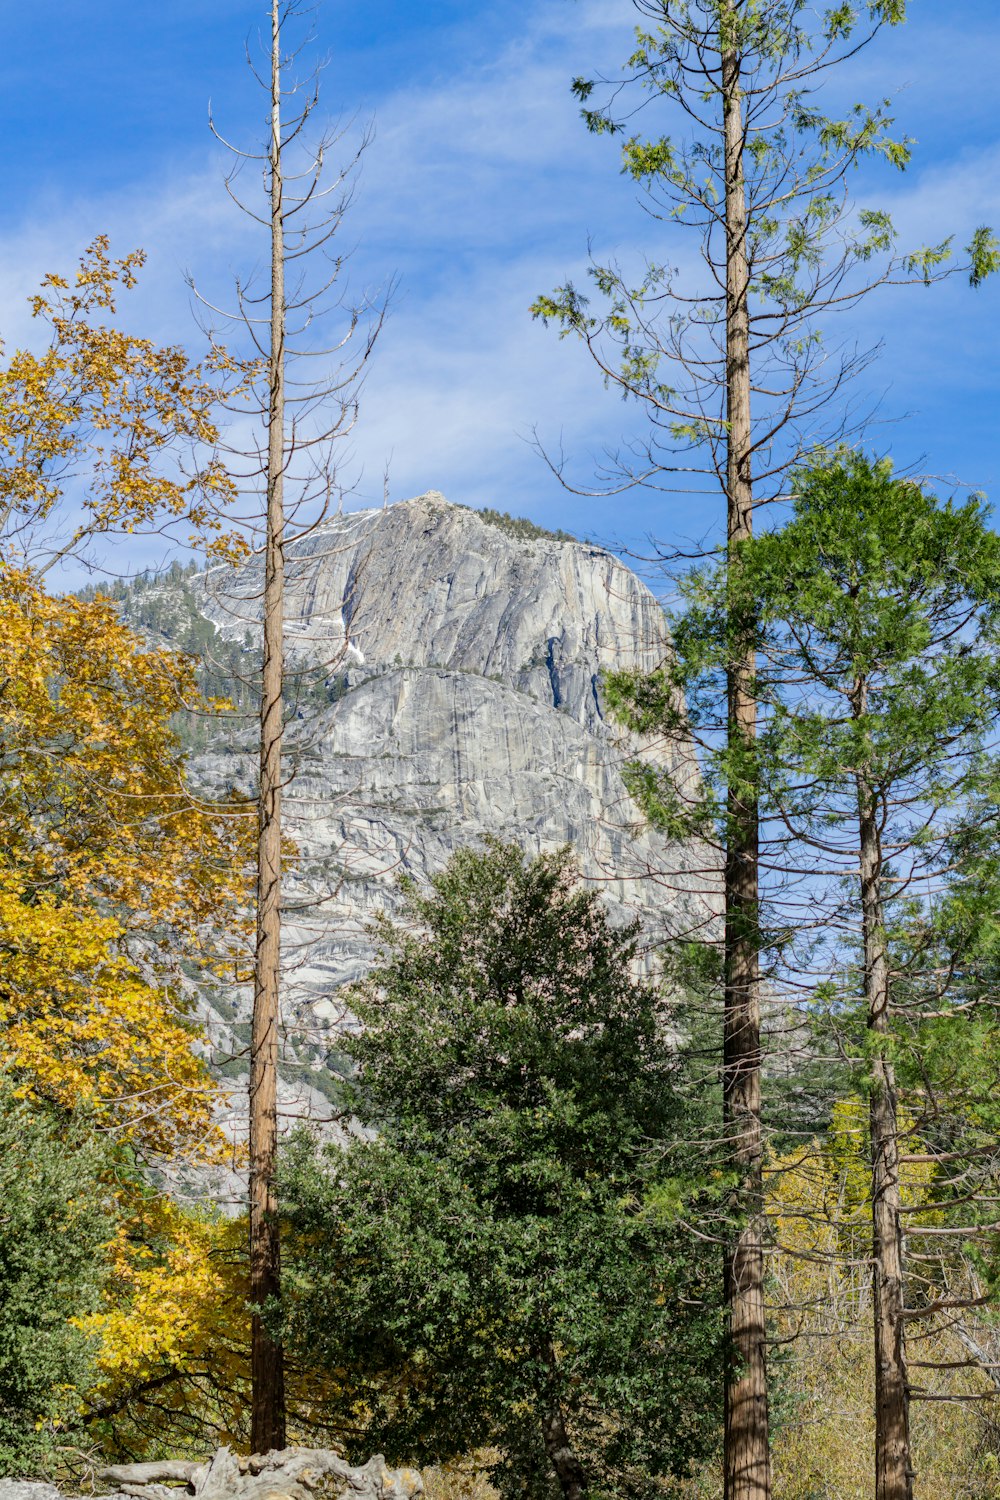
721, 17, 770, 1500
249, 0, 287, 1456
856, 770, 912, 1500
541, 1407, 586, 1500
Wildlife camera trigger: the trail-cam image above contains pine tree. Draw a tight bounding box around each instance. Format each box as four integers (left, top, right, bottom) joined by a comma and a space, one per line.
534, 9, 998, 1494
626, 451, 1000, 1499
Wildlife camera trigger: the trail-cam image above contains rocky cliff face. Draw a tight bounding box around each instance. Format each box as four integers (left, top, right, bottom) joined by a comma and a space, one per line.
177, 495, 717, 1141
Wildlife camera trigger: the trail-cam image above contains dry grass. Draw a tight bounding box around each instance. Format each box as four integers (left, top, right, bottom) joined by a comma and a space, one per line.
422, 1453, 501, 1500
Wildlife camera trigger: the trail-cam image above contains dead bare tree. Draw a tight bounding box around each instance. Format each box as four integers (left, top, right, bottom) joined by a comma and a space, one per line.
197, 0, 385, 1450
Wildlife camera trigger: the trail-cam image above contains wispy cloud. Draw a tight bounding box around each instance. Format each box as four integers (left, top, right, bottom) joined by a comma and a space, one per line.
2, 0, 998, 561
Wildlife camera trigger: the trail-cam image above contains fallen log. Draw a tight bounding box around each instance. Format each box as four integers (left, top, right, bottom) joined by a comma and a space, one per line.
100, 1465, 202, 1489
98, 1447, 424, 1500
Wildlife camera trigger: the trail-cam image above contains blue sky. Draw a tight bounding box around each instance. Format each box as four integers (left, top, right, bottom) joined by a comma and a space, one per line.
4, 0, 1000, 573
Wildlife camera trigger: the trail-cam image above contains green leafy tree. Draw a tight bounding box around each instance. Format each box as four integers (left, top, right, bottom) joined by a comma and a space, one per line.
615, 451, 1000, 1500
280, 842, 722, 1500
534, 9, 997, 1494
0, 1085, 118, 1473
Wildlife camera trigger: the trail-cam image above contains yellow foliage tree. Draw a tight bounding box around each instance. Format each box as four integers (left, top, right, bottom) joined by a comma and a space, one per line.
76, 1194, 346, 1459
76, 1197, 253, 1456
0, 885, 218, 1160
0, 563, 253, 1157
0, 566, 262, 1455
0, 236, 248, 570
0, 241, 263, 1458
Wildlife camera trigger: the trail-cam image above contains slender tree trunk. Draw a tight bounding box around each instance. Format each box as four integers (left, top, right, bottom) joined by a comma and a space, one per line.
540, 1408, 586, 1500
856, 769, 911, 1500
249, 0, 287, 1455
721, 19, 770, 1500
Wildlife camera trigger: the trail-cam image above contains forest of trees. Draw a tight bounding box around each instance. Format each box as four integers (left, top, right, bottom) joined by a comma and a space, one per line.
1, 2, 999, 1499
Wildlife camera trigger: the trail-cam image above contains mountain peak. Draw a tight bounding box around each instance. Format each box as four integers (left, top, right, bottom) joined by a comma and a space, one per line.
125, 498, 718, 1145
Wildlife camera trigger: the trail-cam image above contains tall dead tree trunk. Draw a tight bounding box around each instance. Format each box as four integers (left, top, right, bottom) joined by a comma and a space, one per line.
204, 0, 384, 1452
721, 20, 770, 1500
856, 766, 911, 1500
249, 0, 288, 1455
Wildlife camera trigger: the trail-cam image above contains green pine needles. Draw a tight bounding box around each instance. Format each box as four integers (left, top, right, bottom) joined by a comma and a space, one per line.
534, 1, 996, 503
609, 449, 1000, 1495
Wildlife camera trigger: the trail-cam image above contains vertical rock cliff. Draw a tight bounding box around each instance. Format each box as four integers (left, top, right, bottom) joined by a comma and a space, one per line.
171, 494, 718, 1128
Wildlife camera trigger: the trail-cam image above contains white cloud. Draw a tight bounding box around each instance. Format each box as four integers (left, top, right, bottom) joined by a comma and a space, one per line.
2, 0, 998, 569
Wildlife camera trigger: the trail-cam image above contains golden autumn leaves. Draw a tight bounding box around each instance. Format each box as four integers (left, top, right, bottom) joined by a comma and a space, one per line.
0, 239, 256, 1150
0, 241, 260, 1447
0, 236, 251, 569
0, 571, 254, 1159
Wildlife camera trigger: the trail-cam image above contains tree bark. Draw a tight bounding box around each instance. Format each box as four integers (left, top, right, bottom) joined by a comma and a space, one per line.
856, 768, 912, 1500
541, 1407, 586, 1500
721, 16, 770, 1500
249, 0, 287, 1455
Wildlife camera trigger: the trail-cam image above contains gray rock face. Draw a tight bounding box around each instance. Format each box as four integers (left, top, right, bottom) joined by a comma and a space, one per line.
198, 493, 670, 736
186, 495, 718, 1140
